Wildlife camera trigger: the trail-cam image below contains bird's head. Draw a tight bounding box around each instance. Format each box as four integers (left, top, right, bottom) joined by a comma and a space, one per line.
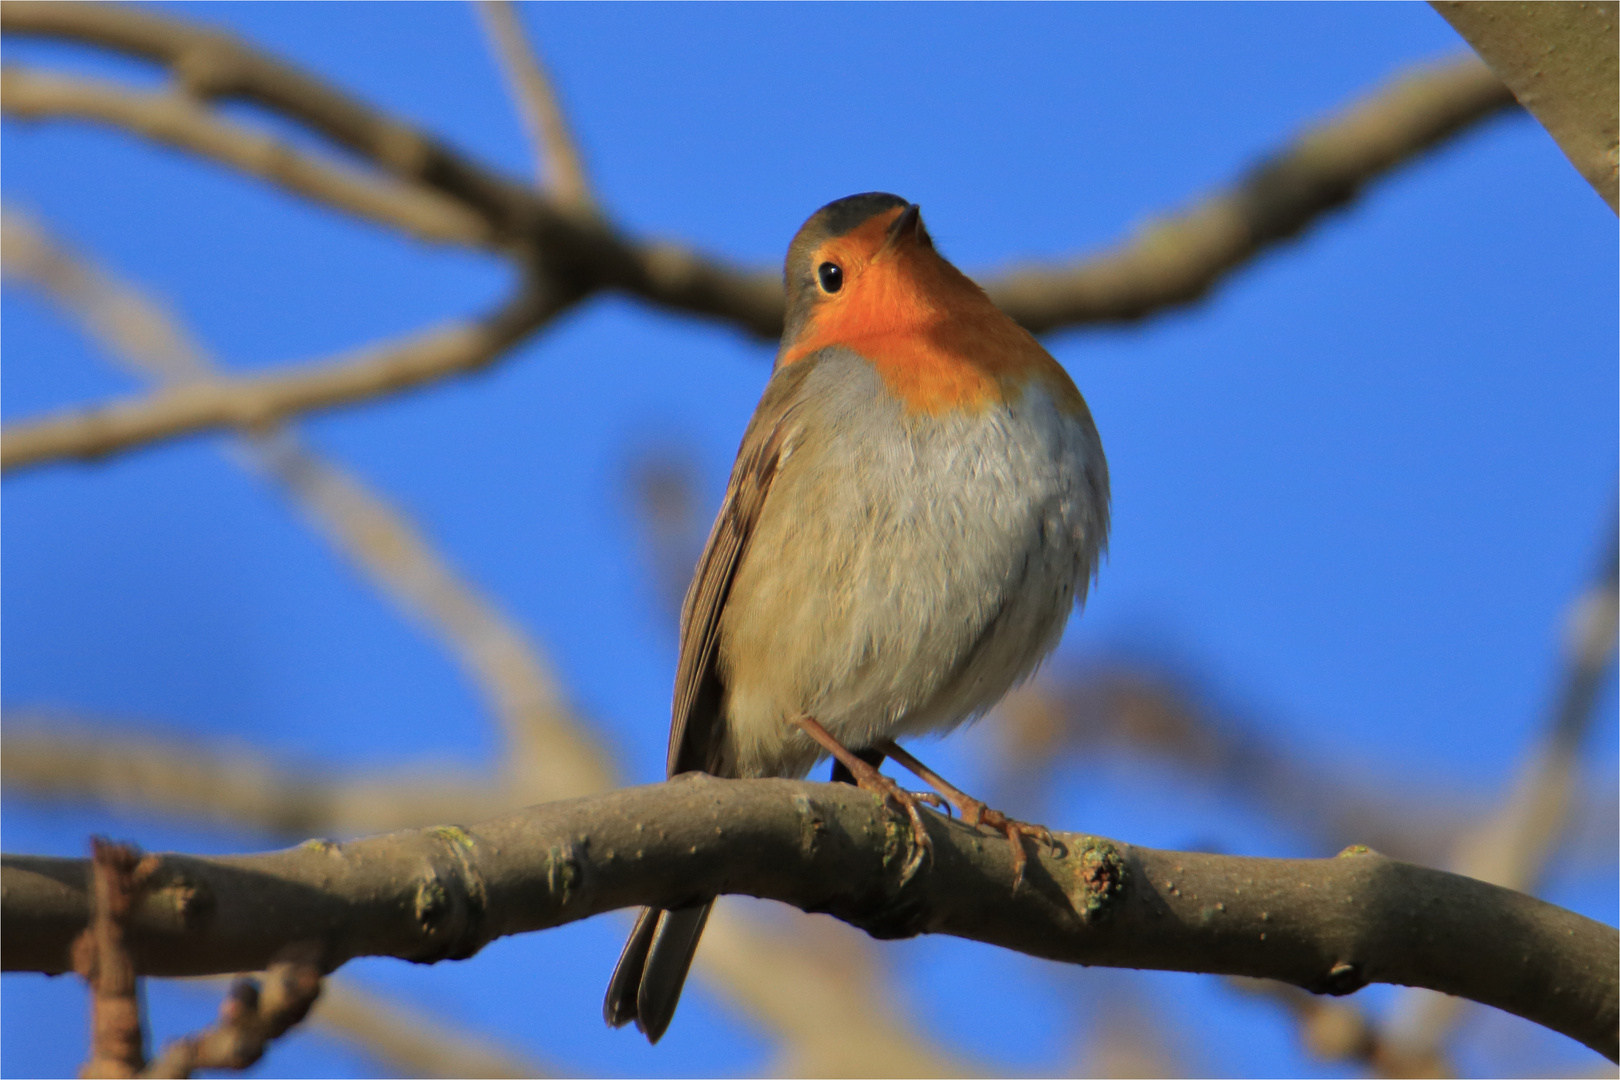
780, 192, 983, 364
775, 193, 1080, 419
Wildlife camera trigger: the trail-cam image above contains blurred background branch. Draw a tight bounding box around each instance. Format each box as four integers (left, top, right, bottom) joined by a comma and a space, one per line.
0, 67, 492, 246
0, 207, 603, 800
474, 0, 596, 212
1383, 518, 1619, 1065
309, 979, 553, 1079
0, 1, 1519, 470
984, 55, 1517, 329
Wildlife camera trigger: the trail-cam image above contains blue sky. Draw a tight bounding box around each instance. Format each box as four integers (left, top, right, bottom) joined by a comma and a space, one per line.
3, 4, 1615, 1077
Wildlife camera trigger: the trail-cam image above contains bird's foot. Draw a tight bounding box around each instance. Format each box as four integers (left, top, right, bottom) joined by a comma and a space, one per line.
792, 716, 937, 871
857, 766, 940, 868
954, 799, 1054, 889
877, 739, 1055, 889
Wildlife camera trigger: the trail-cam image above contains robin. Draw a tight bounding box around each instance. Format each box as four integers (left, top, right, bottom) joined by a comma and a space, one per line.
604, 192, 1109, 1043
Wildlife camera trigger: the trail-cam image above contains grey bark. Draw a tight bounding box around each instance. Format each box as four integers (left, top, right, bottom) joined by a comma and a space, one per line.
3, 776, 1615, 1059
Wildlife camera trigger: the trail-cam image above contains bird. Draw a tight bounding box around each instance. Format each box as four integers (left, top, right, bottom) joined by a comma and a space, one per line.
604, 192, 1109, 1044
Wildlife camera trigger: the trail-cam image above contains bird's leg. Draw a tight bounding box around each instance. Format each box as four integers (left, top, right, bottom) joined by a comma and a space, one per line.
877, 739, 1054, 889
791, 716, 942, 862
829, 746, 886, 786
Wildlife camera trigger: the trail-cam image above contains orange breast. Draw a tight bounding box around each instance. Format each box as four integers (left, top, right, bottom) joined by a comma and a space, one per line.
781, 248, 1085, 417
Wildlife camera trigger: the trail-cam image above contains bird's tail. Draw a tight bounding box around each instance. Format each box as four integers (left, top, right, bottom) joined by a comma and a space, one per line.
603, 902, 712, 1043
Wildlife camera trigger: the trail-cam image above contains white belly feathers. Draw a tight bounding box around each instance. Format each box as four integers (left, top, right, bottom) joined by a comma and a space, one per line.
716, 348, 1108, 779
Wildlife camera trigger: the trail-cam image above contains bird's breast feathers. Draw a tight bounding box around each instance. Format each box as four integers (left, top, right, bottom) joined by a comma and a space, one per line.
716, 347, 1108, 778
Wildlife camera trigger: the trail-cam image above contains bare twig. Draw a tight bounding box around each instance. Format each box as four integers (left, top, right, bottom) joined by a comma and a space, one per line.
475, 1, 595, 210
0, 1, 540, 237
0, 208, 212, 382
0, 285, 557, 472
992, 668, 1478, 868
1, 719, 513, 837
248, 436, 611, 800
0, 68, 490, 247
0, 1, 785, 333
983, 55, 1519, 330
1451, 523, 1619, 894
3, 2, 1518, 344
1432, 1, 1618, 211
2, 209, 607, 798
76, 838, 155, 1079
143, 948, 322, 1079
0, 11, 1519, 472
6, 778, 1616, 1059
697, 901, 976, 1077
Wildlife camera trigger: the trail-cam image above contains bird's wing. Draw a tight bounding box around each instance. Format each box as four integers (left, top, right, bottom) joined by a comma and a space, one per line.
667, 357, 819, 778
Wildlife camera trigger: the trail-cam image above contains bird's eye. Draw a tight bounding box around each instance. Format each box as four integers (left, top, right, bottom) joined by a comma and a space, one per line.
816, 262, 843, 294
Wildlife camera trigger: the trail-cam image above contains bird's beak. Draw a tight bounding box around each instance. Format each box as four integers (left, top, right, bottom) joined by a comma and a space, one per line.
883, 204, 925, 250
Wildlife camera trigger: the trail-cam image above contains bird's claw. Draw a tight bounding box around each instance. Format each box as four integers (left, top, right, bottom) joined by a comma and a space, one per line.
956, 800, 1054, 890
856, 771, 936, 878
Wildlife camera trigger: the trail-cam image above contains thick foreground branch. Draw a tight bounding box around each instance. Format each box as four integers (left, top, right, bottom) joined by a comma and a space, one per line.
4, 777, 1614, 1059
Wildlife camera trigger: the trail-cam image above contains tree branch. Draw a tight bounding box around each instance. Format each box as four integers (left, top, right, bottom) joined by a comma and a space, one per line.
77, 838, 153, 1078
982, 55, 1519, 330
1381, 519, 1619, 1060
142, 950, 322, 1079
5, 777, 1615, 1059
249, 436, 613, 800
0, 0, 538, 236
2, 206, 610, 800
0, 1, 786, 334
1226, 977, 1448, 1076
0, 5, 1522, 473
0, 285, 558, 472
0, 67, 491, 247
992, 668, 1482, 868
2, 3, 1517, 343
0, 720, 514, 837
2, 723, 977, 1076
1453, 522, 1618, 896
1432, 1, 1618, 212
474, 1, 595, 210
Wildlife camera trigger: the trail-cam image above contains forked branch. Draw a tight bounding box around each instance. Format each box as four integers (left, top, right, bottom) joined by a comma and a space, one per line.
0, 2, 1521, 475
